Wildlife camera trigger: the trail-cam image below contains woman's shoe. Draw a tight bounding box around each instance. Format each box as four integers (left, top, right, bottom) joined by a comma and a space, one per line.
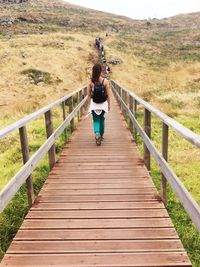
95, 134, 101, 146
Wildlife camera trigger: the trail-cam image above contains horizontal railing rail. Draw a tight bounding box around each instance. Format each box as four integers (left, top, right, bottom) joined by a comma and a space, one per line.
112, 81, 200, 148
0, 86, 87, 212
0, 85, 86, 139
111, 79, 200, 232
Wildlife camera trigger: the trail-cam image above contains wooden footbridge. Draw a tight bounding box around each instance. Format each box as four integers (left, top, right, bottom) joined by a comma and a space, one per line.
1, 80, 200, 266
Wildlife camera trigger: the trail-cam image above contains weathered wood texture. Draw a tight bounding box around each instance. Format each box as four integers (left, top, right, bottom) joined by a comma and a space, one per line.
112, 81, 200, 232
0, 93, 191, 266
0, 97, 87, 212
19, 126, 35, 208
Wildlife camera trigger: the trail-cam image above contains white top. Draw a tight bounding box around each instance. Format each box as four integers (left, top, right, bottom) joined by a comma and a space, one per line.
89, 99, 108, 115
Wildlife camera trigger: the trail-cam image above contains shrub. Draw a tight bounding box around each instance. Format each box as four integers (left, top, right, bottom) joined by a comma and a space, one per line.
21, 69, 62, 85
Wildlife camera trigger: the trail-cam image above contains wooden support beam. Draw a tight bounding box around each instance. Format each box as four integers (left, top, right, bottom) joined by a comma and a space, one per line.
78, 91, 83, 120
84, 87, 87, 111
134, 100, 137, 143
144, 108, 151, 171
19, 126, 35, 208
129, 95, 133, 133
45, 110, 56, 170
161, 123, 169, 206
62, 101, 67, 144
69, 96, 75, 132
120, 87, 122, 111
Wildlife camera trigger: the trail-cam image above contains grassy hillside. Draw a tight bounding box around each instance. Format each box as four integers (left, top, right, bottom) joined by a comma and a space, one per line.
0, 0, 200, 265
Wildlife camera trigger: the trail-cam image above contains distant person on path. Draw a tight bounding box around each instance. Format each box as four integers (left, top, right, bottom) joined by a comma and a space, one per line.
95, 37, 100, 49
101, 56, 106, 63
101, 51, 105, 59
87, 63, 110, 146
106, 64, 111, 74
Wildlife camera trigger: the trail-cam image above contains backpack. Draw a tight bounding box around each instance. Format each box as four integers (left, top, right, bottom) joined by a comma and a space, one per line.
92, 79, 107, 103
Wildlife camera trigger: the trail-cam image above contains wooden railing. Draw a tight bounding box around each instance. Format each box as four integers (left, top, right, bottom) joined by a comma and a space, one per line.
0, 86, 87, 212
111, 79, 200, 232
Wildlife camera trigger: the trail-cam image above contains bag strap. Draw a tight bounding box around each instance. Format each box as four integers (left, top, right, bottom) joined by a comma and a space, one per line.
93, 78, 105, 87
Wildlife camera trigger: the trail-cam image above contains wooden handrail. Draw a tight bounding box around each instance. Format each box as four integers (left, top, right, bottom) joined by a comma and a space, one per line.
111, 80, 200, 232
112, 80, 200, 149
0, 88, 87, 212
0, 85, 87, 139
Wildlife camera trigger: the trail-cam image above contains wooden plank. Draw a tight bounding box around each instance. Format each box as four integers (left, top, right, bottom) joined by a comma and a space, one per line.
48, 171, 146, 176
21, 218, 173, 229
2, 252, 191, 266
15, 228, 179, 241
54, 162, 142, 166
26, 209, 169, 219
40, 188, 157, 196
53, 167, 147, 171
45, 178, 154, 184
48, 174, 150, 178
8, 240, 184, 254
36, 195, 161, 203
31, 201, 165, 210
42, 183, 155, 189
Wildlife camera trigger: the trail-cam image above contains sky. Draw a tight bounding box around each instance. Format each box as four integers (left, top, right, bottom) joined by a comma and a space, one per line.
66, 0, 200, 20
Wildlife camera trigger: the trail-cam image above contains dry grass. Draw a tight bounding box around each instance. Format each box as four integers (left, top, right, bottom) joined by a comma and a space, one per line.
0, 32, 95, 126
104, 34, 200, 118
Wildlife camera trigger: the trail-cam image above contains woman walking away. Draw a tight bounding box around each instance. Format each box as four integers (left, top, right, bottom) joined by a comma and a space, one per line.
87, 63, 110, 146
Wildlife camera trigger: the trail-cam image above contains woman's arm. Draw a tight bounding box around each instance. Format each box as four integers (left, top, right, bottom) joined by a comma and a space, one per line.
105, 79, 110, 111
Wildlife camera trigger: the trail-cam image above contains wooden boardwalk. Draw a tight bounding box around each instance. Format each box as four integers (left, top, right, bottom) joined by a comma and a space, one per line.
1, 94, 191, 266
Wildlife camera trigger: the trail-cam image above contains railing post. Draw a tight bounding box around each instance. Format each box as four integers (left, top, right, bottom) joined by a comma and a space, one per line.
19, 126, 35, 208
62, 101, 67, 144
119, 87, 122, 111
78, 90, 82, 120
44, 110, 56, 170
113, 82, 117, 98
161, 123, 169, 206
129, 95, 133, 133
134, 100, 137, 142
69, 96, 75, 132
122, 90, 126, 116
84, 87, 87, 111
116, 84, 120, 105
144, 108, 151, 171
76, 92, 79, 121
124, 91, 128, 120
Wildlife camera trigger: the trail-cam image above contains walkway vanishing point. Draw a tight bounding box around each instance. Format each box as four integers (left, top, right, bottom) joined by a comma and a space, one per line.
0, 90, 192, 267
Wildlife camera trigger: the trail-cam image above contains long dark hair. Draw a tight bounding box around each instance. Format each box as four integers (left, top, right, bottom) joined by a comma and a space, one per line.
91, 63, 102, 84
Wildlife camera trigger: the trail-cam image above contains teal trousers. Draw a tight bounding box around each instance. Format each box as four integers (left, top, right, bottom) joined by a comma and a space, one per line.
92, 111, 105, 137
